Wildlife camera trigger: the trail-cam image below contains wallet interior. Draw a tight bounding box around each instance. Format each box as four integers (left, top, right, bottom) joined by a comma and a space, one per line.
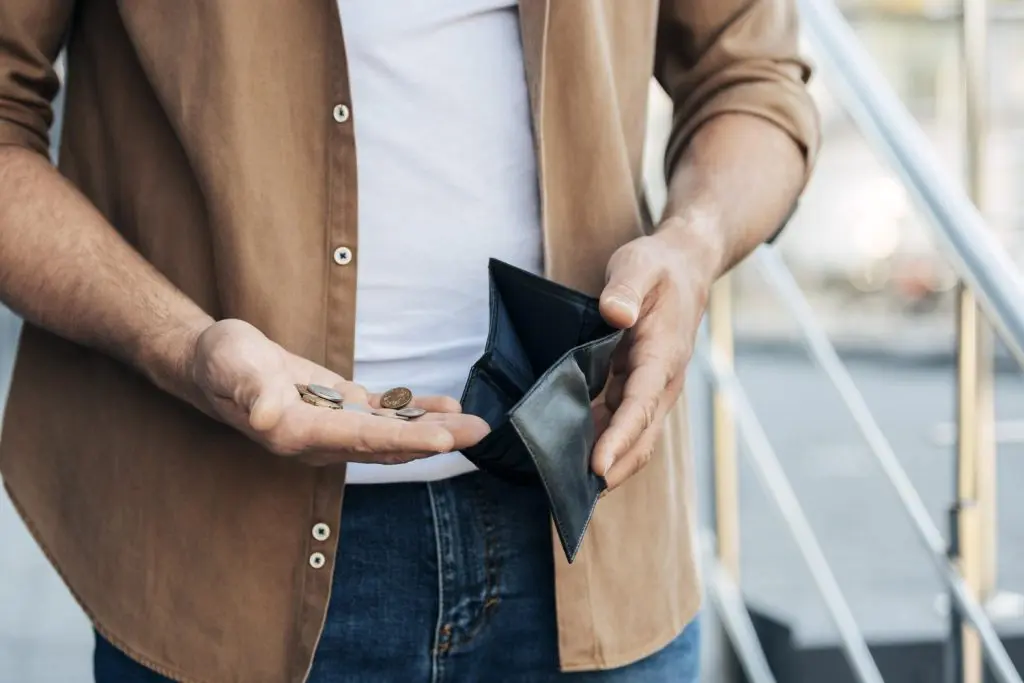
459, 260, 624, 561
460, 260, 618, 481
462, 261, 615, 425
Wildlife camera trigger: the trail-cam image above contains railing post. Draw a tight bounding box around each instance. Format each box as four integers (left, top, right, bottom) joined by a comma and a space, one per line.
951, 1, 995, 682
708, 273, 741, 680
710, 274, 739, 580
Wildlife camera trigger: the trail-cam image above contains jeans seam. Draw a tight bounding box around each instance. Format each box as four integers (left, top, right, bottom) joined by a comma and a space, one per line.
445, 477, 501, 653
426, 482, 446, 683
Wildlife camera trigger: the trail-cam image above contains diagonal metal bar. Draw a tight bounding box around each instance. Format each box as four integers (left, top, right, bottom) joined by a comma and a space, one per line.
707, 560, 779, 683
698, 349, 886, 683
753, 245, 1022, 683
797, 0, 1024, 373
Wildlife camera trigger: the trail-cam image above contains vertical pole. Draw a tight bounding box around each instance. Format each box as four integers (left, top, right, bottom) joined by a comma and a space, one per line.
952, 1, 993, 682
954, 285, 989, 683
710, 275, 739, 581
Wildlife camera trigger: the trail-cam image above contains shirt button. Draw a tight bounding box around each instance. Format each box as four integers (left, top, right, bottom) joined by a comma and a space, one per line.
332, 104, 350, 123
312, 523, 331, 542
332, 246, 353, 266
309, 552, 326, 569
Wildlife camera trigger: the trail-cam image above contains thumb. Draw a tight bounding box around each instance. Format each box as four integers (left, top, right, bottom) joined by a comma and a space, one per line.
599, 255, 657, 329
247, 372, 294, 433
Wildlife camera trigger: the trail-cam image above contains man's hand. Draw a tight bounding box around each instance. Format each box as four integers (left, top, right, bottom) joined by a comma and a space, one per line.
188, 319, 491, 466
590, 114, 808, 491
591, 225, 714, 490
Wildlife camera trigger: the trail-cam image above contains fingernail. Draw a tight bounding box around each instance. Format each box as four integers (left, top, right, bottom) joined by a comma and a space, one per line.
607, 296, 638, 321
601, 455, 615, 478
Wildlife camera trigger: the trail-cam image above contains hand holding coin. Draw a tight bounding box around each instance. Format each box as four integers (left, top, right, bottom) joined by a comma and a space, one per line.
186, 319, 490, 466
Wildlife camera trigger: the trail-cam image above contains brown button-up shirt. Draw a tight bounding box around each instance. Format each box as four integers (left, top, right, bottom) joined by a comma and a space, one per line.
0, 2, 818, 681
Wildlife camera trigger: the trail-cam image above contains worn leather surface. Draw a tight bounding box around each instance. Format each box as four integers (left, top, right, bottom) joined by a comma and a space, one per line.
460, 259, 623, 562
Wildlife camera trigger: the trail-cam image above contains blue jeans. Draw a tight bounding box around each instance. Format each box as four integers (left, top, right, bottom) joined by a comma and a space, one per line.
95, 471, 700, 682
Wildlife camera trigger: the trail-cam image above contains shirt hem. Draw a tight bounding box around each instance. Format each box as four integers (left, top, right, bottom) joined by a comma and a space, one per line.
4, 482, 206, 683
558, 590, 702, 673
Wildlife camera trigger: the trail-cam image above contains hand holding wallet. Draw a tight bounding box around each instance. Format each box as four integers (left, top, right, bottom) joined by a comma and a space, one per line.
459, 259, 623, 562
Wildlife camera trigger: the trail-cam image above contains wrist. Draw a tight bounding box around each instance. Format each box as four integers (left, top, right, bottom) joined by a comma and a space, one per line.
654, 211, 727, 287
137, 313, 215, 408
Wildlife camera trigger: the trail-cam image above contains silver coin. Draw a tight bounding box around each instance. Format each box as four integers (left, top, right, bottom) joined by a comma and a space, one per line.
396, 407, 426, 419
307, 383, 343, 404
371, 408, 408, 420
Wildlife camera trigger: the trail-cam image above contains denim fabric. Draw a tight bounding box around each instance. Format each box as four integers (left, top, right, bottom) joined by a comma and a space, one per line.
94, 471, 700, 683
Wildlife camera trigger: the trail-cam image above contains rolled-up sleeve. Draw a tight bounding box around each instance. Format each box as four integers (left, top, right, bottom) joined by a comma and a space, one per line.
654, 0, 821, 181
0, 1, 75, 157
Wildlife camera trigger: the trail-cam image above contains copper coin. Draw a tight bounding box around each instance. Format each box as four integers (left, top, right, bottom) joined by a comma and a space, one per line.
307, 383, 343, 404
380, 387, 413, 410
396, 407, 426, 419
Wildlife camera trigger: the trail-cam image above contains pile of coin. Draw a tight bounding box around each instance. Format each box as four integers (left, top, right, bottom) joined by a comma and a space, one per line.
294, 384, 426, 421
296, 383, 344, 409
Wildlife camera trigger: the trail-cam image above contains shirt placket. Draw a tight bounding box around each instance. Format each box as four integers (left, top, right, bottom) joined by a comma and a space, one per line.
290, 5, 358, 681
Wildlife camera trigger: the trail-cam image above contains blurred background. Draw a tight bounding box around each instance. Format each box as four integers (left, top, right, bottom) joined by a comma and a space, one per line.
3, 0, 1024, 681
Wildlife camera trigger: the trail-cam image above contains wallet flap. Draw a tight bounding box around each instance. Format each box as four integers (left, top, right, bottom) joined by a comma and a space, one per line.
508, 329, 622, 562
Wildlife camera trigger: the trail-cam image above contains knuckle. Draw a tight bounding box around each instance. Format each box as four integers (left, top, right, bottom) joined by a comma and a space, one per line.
640, 399, 657, 431
633, 449, 653, 474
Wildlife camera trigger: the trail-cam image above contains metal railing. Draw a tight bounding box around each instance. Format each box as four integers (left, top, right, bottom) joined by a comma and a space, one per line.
699, 0, 1024, 681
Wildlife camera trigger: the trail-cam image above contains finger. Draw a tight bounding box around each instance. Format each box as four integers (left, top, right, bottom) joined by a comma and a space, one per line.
334, 382, 370, 405
418, 412, 491, 449
285, 407, 457, 455
603, 418, 666, 490
414, 395, 463, 413
599, 252, 661, 329
591, 401, 613, 443
604, 371, 625, 413
364, 391, 459, 411
590, 362, 672, 476
376, 394, 463, 414
299, 449, 438, 467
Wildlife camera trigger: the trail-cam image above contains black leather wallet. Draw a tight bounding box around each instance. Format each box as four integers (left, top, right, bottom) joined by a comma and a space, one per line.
459, 259, 623, 563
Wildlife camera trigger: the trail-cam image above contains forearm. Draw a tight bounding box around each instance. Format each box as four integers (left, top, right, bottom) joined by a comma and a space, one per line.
657, 113, 808, 283
0, 147, 213, 401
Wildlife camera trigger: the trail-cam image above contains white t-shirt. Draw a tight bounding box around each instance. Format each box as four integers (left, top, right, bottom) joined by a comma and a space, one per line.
338, 0, 543, 484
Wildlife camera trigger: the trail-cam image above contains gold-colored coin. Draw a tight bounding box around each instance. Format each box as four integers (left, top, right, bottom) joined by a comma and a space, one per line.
380, 387, 413, 410
300, 392, 342, 410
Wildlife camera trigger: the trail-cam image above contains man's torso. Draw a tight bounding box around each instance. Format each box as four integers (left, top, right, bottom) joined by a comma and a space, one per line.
341, 0, 543, 484
0, 2, 715, 680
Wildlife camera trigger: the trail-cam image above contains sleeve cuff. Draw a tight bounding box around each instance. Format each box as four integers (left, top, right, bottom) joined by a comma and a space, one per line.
663, 77, 821, 188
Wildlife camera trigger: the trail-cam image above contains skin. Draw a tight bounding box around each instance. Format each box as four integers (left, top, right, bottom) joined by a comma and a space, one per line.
0, 112, 804, 480
593, 113, 807, 490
